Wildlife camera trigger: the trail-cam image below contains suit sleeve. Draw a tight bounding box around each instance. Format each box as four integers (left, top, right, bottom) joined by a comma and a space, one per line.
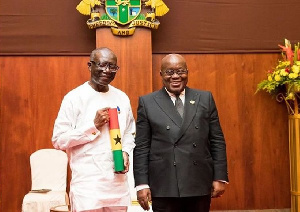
208, 92, 229, 182
133, 97, 152, 186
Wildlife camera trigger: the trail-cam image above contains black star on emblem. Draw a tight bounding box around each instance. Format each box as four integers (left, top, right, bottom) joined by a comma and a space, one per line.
114, 134, 122, 145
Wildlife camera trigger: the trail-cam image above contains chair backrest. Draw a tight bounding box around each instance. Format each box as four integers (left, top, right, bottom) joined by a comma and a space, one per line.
30, 149, 68, 191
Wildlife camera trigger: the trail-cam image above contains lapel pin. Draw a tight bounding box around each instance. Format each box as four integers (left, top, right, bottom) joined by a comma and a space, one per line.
190, 100, 195, 105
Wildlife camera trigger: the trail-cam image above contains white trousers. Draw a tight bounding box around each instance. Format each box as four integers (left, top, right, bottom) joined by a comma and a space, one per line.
82, 206, 127, 212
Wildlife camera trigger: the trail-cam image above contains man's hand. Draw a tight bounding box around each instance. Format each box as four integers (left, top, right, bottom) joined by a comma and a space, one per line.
211, 181, 226, 198
115, 151, 129, 174
137, 188, 152, 211
94, 107, 110, 130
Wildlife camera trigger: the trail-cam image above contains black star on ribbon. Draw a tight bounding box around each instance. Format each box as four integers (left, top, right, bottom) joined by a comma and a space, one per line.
114, 134, 122, 145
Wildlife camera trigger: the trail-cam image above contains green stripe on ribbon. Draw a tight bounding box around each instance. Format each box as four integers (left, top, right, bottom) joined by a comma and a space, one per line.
113, 150, 124, 171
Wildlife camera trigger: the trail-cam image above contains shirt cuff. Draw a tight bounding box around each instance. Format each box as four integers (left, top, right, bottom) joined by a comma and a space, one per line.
84, 122, 100, 140
136, 184, 150, 192
216, 180, 229, 184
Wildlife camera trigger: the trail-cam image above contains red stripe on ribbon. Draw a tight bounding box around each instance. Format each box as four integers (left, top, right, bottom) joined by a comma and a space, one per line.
109, 108, 120, 129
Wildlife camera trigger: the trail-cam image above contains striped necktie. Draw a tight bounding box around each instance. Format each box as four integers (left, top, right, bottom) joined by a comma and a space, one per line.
175, 95, 184, 118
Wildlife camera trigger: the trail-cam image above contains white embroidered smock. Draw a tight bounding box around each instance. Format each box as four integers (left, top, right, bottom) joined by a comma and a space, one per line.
52, 82, 136, 212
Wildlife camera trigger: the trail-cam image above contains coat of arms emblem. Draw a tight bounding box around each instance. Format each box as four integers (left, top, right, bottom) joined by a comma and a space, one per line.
76, 0, 169, 36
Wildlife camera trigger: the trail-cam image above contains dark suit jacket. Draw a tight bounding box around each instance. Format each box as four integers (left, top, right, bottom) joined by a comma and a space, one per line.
133, 87, 228, 197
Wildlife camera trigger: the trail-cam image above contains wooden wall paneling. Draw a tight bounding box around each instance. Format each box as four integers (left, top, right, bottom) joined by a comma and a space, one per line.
0, 57, 33, 211
248, 54, 290, 209
96, 28, 153, 118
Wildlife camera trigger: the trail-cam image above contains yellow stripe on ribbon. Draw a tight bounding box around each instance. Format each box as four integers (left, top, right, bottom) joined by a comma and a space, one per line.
109, 129, 122, 151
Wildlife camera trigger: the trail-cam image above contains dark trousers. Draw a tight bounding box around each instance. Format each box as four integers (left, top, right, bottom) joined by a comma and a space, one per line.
152, 195, 211, 212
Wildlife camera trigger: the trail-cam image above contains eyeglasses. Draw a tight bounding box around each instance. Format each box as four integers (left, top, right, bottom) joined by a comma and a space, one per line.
163, 69, 188, 76
90, 61, 120, 72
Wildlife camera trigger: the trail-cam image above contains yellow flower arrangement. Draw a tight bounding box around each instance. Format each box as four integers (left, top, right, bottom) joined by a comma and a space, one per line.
256, 39, 300, 100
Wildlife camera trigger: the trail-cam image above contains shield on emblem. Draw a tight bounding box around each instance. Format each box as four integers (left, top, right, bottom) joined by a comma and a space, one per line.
106, 0, 141, 25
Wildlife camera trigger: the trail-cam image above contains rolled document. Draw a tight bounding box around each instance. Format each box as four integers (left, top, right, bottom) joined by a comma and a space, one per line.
108, 108, 124, 172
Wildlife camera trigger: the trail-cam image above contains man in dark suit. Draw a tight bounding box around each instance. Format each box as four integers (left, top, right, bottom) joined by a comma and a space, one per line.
133, 54, 228, 212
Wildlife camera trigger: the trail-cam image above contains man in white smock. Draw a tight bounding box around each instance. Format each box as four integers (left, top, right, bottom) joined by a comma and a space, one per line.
52, 47, 136, 212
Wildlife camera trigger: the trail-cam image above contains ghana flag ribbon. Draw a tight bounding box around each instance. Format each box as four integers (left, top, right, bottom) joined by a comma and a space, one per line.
108, 108, 124, 172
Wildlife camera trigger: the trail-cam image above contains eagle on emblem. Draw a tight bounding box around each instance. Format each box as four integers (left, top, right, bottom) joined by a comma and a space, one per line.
143, 0, 169, 22
76, 0, 102, 15
144, 0, 169, 16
